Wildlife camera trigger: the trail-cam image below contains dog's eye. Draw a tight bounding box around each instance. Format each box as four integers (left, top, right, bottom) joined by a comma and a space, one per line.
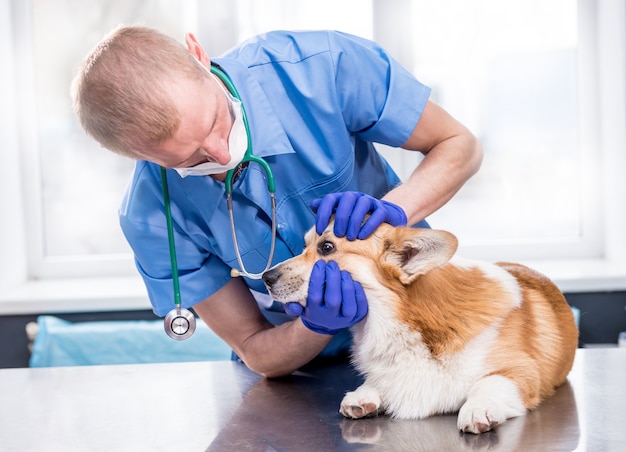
318, 241, 335, 256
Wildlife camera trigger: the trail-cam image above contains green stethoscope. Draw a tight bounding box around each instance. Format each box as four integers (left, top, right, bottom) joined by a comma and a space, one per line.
160, 64, 277, 341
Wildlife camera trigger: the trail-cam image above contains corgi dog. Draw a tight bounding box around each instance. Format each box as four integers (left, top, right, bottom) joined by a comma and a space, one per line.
262, 223, 578, 434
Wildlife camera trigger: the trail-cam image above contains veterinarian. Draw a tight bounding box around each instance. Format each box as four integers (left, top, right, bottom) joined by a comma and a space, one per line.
72, 26, 483, 377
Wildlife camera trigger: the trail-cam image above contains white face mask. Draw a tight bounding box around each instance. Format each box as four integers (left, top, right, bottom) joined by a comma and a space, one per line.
174, 73, 248, 178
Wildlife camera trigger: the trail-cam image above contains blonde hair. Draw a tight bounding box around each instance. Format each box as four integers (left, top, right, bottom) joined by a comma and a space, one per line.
71, 25, 206, 158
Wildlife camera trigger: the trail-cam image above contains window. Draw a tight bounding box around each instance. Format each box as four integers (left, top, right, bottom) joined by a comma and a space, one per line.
12, 0, 198, 279
2, 0, 625, 313
10, 0, 371, 279
377, 0, 599, 262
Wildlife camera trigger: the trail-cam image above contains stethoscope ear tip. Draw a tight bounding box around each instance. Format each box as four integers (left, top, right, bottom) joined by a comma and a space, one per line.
230, 268, 241, 278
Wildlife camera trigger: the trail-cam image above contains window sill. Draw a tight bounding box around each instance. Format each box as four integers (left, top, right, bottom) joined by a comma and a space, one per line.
524, 258, 626, 293
0, 258, 625, 316
0, 276, 151, 315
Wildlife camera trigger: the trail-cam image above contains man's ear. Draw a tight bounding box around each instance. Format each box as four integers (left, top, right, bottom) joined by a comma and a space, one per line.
381, 228, 458, 284
185, 33, 211, 67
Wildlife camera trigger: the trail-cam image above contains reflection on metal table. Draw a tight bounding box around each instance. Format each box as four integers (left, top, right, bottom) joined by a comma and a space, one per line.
0, 348, 624, 451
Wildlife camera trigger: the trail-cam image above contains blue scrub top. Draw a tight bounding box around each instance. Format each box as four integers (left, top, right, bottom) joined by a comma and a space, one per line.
119, 30, 431, 318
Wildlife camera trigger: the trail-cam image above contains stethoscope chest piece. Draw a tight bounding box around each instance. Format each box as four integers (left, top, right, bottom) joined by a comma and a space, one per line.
164, 308, 196, 341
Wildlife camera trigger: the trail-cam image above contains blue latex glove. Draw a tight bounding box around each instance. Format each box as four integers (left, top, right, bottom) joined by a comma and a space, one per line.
285, 260, 368, 335
310, 191, 407, 240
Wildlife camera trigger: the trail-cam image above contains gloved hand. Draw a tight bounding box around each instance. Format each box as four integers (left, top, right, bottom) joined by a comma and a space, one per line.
284, 260, 368, 335
310, 191, 407, 240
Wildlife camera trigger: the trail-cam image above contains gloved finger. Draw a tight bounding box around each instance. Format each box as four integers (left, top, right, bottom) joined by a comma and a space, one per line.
312, 193, 341, 235
339, 270, 357, 319
309, 197, 322, 212
357, 205, 388, 239
323, 261, 342, 313
333, 192, 361, 237
306, 260, 327, 309
353, 281, 368, 322
346, 195, 376, 240
285, 302, 304, 316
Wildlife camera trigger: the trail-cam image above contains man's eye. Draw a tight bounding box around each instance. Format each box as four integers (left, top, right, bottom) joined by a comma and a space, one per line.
318, 241, 335, 255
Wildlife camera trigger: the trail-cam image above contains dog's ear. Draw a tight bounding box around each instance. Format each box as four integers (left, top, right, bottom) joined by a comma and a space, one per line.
381, 228, 458, 284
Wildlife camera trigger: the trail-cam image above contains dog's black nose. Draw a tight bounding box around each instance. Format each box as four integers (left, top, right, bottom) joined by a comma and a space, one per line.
262, 268, 279, 288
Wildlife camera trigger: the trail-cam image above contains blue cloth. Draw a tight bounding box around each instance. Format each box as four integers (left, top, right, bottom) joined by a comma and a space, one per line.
29, 316, 232, 367
119, 30, 431, 321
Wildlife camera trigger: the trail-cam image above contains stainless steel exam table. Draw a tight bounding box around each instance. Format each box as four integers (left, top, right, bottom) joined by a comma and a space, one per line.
1, 348, 624, 451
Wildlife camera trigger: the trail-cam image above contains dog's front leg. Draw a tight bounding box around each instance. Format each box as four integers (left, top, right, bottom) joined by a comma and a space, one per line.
340, 382, 383, 419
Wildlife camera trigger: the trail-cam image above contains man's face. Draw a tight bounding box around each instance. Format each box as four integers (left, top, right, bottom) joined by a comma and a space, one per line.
134, 70, 235, 177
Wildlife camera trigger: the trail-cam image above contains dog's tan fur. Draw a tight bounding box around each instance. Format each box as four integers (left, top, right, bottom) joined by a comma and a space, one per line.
263, 223, 578, 433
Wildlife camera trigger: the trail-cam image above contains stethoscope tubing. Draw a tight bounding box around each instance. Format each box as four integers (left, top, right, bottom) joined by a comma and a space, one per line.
160, 166, 197, 341
211, 64, 277, 279
159, 166, 182, 305
159, 64, 278, 339
227, 192, 277, 279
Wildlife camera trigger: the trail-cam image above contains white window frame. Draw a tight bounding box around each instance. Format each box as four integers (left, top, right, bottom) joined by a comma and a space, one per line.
1, 0, 625, 315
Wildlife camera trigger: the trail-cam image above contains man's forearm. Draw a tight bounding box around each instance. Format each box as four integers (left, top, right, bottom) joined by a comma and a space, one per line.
238, 318, 334, 378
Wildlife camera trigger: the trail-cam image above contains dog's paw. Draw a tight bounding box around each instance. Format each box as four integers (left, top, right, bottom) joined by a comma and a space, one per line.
457, 402, 504, 434
340, 387, 382, 419
341, 401, 380, 419
458, 375, 527, 434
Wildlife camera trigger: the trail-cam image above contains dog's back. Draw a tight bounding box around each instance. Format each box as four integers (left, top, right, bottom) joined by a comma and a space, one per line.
490, 262, 578, 403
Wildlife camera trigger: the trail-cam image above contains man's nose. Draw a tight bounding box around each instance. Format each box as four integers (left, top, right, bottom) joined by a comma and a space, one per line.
201, 139, 230, 164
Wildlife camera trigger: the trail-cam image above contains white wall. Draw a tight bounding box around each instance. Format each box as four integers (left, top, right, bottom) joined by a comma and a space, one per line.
0, 1, 28, 290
